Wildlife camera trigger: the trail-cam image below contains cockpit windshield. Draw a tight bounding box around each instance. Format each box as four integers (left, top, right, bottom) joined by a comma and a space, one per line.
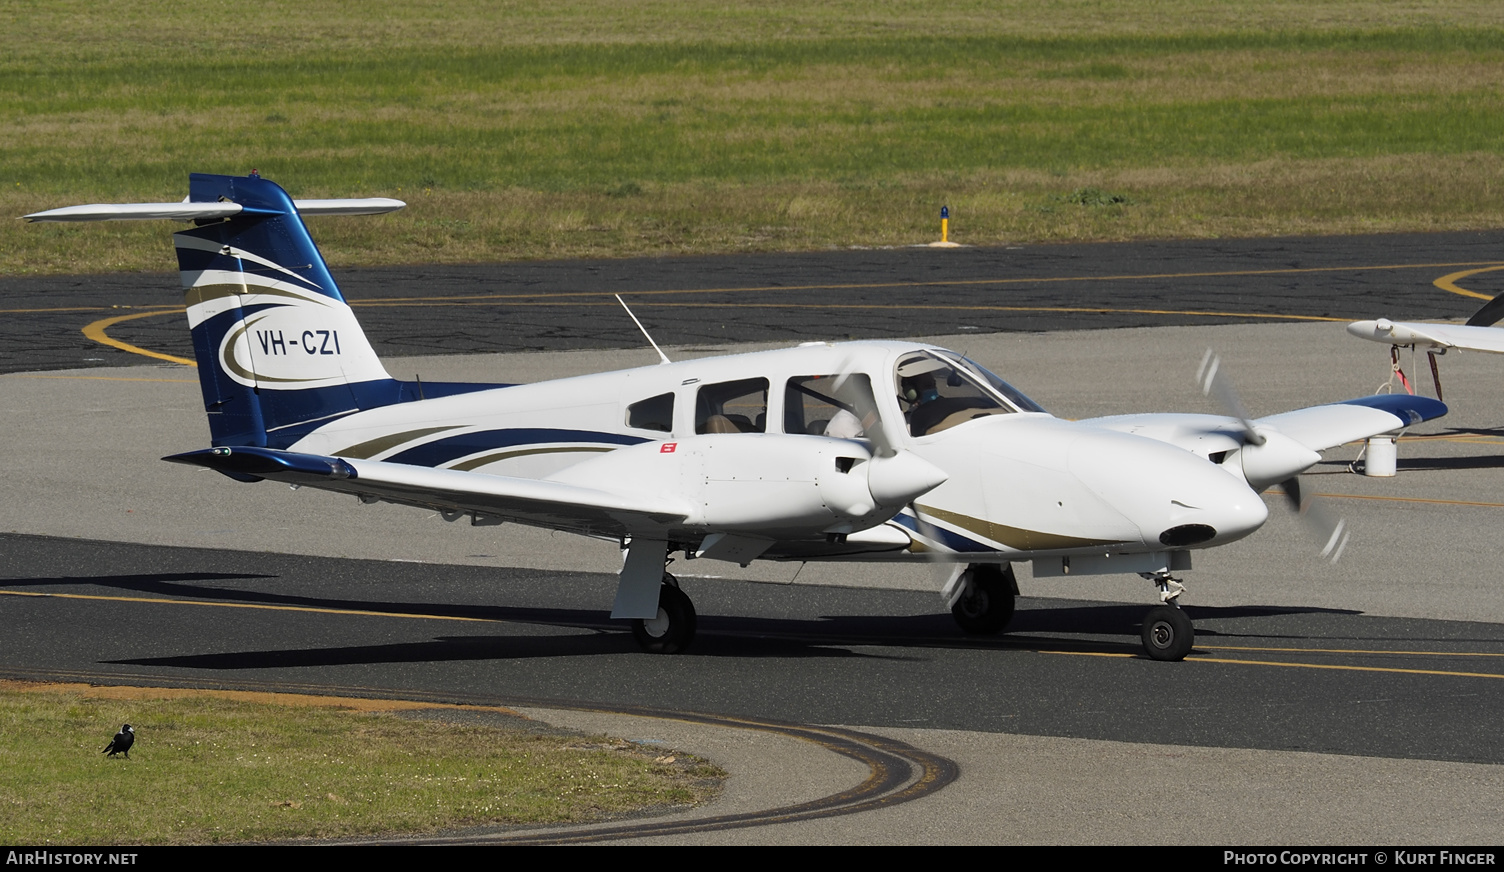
942, 352, 1048, 415
894, 350, 1046, 437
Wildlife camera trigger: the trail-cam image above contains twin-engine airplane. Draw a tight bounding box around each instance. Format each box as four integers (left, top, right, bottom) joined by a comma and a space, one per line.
26, 173, 1449, 660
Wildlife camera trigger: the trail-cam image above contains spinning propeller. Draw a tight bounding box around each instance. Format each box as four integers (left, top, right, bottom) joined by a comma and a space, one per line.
830, 355, 959, 588
1197, 351, 1350, 562
822, 365, 949, 529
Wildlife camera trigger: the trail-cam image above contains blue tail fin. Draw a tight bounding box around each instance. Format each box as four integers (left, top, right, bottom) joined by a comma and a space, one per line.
25, 171, 503, 447
176, 173, 406, 447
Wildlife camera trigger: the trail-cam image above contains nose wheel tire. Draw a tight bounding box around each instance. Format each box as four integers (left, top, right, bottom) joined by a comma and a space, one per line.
1141, 605, 1194, 661
950, 565, 1017, 635
632, 583, 697, 654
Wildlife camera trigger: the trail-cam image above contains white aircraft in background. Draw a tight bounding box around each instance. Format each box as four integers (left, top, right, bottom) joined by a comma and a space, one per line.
25, 173, 1448, 661
1349, 292, 1504, 399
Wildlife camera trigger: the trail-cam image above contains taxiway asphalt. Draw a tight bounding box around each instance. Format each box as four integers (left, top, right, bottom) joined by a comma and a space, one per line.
6, 230, 1504, 373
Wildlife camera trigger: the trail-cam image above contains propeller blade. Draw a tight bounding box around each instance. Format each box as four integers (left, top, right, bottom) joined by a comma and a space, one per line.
1281, 475, 1302, 510
830, 359, 897, 457
827, 353, 954, 581
1278, 476, 1350, 563
1197, 350, 1265, 446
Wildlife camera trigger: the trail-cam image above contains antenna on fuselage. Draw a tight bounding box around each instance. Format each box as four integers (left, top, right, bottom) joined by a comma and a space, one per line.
615, 294, 672, 365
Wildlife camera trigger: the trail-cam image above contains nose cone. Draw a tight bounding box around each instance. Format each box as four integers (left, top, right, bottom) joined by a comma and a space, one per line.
1162, 478, 1269, 546
1347, 319, 1392, 341
1070, 428, 1268, 549
867, 450, 949, 507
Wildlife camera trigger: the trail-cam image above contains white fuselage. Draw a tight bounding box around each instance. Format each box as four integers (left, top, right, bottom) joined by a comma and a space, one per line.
282, 341, 1269, 568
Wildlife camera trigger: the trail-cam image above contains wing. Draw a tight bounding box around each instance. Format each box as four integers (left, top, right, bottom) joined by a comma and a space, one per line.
166, 432, 946, 549
1081, 395, 1445, 492
1347, 320, 1504, 354
1252, 394, 1447, 452
164, 446, 690, 540
1081, 394, 1447, 455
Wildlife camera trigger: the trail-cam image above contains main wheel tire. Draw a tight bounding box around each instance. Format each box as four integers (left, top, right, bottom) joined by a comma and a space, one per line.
1141, 605, 1194, 661
632, 584, 697, 654
951, 565, 1016, 635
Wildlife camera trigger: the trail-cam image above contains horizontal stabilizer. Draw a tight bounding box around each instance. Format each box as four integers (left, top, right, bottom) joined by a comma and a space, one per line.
22, 199, 405, 222
163, 446, 357, 482
285, 199, 407, 217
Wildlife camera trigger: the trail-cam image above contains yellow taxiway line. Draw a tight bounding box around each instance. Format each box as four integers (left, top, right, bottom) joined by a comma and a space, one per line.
81, 310, 195, 366
1200, 644, 1504, 658
2, 372, 196, 383
1191, 657, 1504, 680
1434, 265, 1504, 302
0, 589, 495, 624
1042, 649, 1504, 679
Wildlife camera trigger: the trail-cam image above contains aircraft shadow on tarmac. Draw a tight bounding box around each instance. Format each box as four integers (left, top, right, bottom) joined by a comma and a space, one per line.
1402, 426, 1504, 472
1396, 456, 1504, 471
1314, 454, 1504, 473
18, 571, 1448, 668
11, 572, 276, 590
95, 605, 1370, 672
17, 563, 1386, 671
1440, 425, 1504, 439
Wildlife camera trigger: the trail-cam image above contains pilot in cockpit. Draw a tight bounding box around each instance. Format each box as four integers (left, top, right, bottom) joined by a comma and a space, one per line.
896, 355, 1019, 436
900, 370, 940, 407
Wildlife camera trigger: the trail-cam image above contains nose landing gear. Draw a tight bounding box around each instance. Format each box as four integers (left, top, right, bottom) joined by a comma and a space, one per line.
1139, 571, 1194, 661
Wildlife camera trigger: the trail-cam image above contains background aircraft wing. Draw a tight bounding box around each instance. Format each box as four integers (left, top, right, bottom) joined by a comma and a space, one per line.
164, 446, 688, 539
1346, 320, 1504, 354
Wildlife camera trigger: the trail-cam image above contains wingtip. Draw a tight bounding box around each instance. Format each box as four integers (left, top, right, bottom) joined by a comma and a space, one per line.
1337, 393, 1448, 426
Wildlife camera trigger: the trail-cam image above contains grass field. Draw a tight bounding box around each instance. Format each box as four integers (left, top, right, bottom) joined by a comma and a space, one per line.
6, 2, 1504, 273
0, 682, 720, 844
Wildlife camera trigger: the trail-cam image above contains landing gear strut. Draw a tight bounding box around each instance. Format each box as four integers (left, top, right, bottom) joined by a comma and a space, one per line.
1139, 572, 1193, 661
949, 563, 1018, 635
631, 573, 697, 654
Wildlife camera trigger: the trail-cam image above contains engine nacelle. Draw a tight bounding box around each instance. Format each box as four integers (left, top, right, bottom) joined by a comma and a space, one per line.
1232, 428, 1322, 492
546, 434, 945, 535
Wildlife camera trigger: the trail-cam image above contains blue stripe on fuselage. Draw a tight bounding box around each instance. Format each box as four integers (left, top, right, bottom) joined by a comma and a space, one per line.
262, 381, 515, 447
383, 428, 649, 468
892, 511, 994, 553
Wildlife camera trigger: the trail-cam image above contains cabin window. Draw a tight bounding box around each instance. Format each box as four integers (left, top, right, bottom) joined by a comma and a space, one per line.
784, 374, 873, 438
626, 393, 675, 432
695, 378, 768, 434
895, 352, 1017, 437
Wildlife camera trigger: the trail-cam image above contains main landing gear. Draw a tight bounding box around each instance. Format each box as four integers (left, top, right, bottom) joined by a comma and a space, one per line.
1139, 572, 1194, 661
949, 563, 1019, 635
631, 572, 697, 654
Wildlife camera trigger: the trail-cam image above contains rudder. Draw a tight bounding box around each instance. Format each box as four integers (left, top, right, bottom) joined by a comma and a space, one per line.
174, 173, 394, 447
23, 172, 502, 450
